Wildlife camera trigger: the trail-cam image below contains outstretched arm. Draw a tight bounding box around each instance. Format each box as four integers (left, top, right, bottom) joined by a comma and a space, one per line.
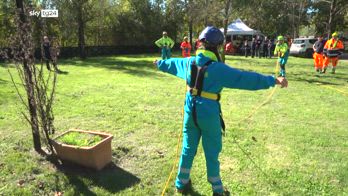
212, 63, 287, 90
154, 58, 191, 80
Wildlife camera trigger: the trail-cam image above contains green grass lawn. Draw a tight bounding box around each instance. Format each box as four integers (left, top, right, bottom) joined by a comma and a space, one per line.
1, 53, 348, 195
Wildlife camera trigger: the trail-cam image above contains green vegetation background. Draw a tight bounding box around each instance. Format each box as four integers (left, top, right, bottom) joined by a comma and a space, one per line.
0, 54, 347, 195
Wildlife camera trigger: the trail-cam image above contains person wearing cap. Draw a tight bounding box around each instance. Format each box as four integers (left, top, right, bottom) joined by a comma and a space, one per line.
312, 35, 325, 73
322, 32, 344, 74
274, 36, 289, 77
155, 31, 175, 60
153, 26, 288, 195
180, 36, 192, 57
42, 36, 60, 72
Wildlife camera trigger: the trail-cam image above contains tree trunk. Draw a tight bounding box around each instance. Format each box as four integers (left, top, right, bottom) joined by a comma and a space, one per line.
15, 0, 41, 152
292, 3, 296, 39
222, 18, 228, 63
204, 0, 209, 26
296, 1, 304, 38
24, 60, 41, 152
77, 4, 86, 59
185, 0, 193, 50
189, 19, 193, 49
222, 0, 232, 63
327, 0, 336, 39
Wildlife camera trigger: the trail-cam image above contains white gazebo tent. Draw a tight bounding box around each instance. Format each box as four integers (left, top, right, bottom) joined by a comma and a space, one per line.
221, 18, 262, 36
221, 19, 263, 51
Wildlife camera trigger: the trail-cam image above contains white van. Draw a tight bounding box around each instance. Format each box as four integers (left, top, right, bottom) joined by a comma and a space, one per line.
290, 37, 317, 57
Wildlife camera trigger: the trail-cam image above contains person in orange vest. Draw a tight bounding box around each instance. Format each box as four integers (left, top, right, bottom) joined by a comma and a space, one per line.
194, 38, 201, 52
224, 41, 234, 55
312, 35, 325, 73
322, 32, 344, 74
180, 36, 192, 57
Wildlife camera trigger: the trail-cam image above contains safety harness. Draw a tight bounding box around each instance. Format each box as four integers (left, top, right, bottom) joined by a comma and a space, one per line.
187, 59, 226, 134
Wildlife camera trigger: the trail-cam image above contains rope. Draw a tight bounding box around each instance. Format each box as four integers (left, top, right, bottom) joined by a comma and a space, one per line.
161, 113, 183, 196
233, 86, 278, 127
232, 58, 279, 126
321, 85, 348, 97
161, 59, 190, 196
228, 58, 281, 189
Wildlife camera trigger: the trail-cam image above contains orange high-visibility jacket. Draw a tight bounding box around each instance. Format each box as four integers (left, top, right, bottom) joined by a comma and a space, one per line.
324, 38, 344, 57
180, 41, 191, 57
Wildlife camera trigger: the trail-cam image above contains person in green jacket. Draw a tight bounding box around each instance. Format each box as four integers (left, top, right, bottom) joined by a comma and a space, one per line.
274, 36, 289, 77
155, 31, 175, 60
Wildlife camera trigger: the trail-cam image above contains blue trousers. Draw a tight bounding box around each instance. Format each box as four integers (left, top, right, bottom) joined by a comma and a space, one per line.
175, 110, 224, 193
278, 51, 289, 76
161, 47, 171, 60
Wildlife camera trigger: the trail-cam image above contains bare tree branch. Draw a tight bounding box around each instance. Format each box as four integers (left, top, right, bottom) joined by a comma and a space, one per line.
7, 69, 29, 110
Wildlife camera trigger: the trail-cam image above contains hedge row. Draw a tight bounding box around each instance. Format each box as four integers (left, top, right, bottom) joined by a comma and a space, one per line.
0, 44, 182, 61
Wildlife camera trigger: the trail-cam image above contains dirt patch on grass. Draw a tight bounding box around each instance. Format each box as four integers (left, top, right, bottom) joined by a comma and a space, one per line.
265, 143, 293, 169
220, 156, 239, 172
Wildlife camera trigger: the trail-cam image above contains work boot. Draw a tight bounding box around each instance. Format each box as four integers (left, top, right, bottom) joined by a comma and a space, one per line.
331, 68, 336, 74
176, 180, 192, 195
212, 188, 230, 196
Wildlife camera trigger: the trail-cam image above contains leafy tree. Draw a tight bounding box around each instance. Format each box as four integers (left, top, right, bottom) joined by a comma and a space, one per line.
311, 0, 348, 37
55, 0, 96, 59
0, 0, 16, 47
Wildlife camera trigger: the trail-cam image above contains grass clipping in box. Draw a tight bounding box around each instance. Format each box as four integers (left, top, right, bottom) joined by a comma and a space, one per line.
51, 129, 113, 170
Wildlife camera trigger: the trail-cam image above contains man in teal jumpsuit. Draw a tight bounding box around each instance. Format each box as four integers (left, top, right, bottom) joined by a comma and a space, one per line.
155, 31, 175, 60
274, 36, 289, 77
154, 27, 288, 195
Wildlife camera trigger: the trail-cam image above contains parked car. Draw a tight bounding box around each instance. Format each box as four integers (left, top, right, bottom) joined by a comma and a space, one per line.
290, 37, 317, 58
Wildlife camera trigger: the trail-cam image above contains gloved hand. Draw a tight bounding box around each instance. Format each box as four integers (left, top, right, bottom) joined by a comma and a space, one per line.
153, 59, 158, 67
275, 77, 288, 88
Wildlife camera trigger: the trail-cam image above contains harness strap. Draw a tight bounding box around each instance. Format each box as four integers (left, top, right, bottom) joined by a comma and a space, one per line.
188, 87, 221, 101
195, 63, 210, 96
189, 64, 198, 87
188, 59, 225, 134
219, 106, 226, 135
192, 96, 199, 131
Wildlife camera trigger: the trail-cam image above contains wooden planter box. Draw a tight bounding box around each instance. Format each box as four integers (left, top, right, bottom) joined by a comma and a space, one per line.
51, 129, 113, 170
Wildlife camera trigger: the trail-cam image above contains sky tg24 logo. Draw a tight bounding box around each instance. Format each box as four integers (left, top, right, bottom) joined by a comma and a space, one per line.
29, 9, 58, 18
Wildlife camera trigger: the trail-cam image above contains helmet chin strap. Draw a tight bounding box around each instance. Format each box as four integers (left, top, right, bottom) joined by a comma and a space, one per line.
216, 46, 222, 62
